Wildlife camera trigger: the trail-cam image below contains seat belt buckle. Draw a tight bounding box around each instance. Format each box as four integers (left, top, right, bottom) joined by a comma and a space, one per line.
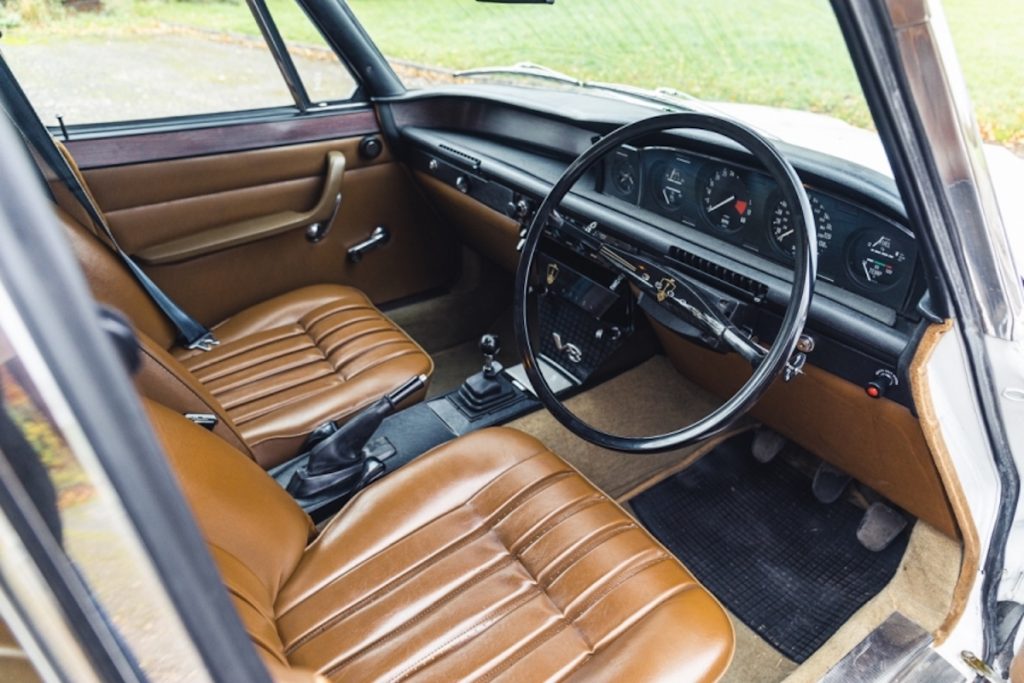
186, 333, 220, 352
184, 413, 219, 431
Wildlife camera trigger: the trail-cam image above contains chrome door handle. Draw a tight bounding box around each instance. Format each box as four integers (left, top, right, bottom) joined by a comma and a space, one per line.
347, 226, 390, 263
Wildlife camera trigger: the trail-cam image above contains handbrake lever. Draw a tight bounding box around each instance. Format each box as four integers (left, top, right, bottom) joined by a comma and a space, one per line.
286, 374, 427, 498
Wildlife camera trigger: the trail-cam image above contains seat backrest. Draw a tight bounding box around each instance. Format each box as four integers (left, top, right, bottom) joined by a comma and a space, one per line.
58, 207, 254, 457
57, 206, 176, 348
145, 399, 314, 670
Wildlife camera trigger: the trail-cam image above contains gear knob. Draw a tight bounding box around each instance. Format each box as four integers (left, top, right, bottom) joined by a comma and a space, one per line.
479, 334, 501, 358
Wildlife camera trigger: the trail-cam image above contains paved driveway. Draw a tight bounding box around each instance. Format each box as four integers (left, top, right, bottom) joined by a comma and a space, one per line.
1, 30, 358, 125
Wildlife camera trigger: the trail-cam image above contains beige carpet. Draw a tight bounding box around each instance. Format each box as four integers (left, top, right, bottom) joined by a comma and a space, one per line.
508, 355, 752, 501
784, 521, 961, 682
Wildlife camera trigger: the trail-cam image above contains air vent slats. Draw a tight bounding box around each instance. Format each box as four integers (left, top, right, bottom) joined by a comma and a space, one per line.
668, 246, 768, 302
438, 144, 482, 169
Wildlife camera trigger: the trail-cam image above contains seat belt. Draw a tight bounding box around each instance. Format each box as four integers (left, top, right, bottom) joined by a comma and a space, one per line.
0, 58, 219, 351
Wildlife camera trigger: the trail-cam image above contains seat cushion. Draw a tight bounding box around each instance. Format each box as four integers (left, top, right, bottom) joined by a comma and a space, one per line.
175, 285, 432, 467
274, 428, 735, 682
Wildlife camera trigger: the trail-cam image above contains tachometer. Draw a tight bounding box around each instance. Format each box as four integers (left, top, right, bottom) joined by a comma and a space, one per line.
846, 229, 910, 288
701, 166, 752, 232
768, 193, 833, 257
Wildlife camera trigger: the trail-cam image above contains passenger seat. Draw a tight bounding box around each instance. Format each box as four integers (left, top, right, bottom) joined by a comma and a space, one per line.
57, 204, 432, 468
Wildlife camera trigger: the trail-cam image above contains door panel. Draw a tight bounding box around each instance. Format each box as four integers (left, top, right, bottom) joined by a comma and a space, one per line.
70, 112, 457, 324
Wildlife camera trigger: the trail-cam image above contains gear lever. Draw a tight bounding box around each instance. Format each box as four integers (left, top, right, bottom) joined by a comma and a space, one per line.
480, 333, 501, 377
455, 334, 515, 414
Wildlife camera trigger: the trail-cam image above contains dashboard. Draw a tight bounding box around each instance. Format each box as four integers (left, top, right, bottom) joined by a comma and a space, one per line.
600, 145, 918, 311
390, 88, 934, 409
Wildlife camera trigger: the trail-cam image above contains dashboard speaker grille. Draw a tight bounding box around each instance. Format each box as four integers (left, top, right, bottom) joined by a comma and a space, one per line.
668, 246, 769, 302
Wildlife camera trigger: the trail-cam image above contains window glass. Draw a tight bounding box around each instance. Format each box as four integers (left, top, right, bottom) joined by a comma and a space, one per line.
272, 2, 358, 104
347, 0, 895, 172
943, 1, 1023, 155
0, 1, 353, 126
0, 313, 209, 682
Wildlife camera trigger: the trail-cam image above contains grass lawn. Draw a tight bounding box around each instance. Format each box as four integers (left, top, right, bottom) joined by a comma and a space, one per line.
2, 0, 1021, 151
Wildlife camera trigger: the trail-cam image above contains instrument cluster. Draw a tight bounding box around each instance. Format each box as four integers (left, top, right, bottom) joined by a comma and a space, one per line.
601, 145, 918, 310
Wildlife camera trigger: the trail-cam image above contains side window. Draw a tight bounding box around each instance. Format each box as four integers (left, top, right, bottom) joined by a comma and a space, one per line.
0, 1, 357, 128
273, 3, 359, 105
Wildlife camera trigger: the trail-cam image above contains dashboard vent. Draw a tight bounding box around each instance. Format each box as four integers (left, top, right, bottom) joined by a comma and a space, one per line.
668, 246, 769, 302
438, 144, 482, 170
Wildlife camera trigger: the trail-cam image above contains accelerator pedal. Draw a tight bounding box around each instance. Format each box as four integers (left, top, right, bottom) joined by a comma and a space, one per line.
812, 462, 852, 504
857, 502, 909, 552
751, 428, 787, 464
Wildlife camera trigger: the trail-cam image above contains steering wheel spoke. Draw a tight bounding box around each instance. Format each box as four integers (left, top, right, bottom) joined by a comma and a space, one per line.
596, 242, 763, 360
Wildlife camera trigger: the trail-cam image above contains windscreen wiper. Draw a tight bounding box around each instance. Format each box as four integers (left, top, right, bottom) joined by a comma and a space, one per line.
455, 63, 774, 138
454, 62, 584, 87
455, 62, 718, 114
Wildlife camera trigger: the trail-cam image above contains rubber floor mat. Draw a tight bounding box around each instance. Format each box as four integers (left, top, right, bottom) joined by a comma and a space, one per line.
630, 433, 912, 662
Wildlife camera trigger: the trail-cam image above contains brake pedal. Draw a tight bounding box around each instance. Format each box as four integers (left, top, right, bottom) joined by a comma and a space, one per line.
751, 428, 787, 464
812, 462, 851, 504
856, 502, 909, 552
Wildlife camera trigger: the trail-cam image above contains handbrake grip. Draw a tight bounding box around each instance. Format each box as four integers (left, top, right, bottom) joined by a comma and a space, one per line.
286, 374, 427, 497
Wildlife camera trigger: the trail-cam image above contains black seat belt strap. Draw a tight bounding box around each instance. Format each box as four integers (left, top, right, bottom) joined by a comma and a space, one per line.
0, 58, 218, 351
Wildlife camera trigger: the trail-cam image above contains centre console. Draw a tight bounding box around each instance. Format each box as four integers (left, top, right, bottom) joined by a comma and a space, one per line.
270, 335, 543, 521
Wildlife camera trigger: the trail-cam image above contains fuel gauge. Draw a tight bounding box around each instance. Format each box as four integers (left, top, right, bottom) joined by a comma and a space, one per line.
847, 229, 910, 289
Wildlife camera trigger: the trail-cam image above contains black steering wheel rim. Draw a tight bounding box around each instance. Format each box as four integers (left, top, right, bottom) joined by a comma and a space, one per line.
513, 112, 817, 453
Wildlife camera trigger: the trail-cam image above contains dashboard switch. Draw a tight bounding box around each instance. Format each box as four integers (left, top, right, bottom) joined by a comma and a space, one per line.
866, 369, 898, 399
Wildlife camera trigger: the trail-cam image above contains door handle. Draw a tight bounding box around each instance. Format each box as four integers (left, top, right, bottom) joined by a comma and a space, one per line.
137, 151, 347, 264
347, 226, 390, 263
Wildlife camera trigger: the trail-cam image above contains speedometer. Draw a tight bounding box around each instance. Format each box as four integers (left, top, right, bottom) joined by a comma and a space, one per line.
768, 193, 833, 257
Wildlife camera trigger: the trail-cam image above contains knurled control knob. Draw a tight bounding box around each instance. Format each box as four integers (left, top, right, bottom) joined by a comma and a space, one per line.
866, 369, 898, 398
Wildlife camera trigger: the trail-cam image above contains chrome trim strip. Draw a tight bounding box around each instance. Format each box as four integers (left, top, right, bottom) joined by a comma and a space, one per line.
885, 0, 1024, 340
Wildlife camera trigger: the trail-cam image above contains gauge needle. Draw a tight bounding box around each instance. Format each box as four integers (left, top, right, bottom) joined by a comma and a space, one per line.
707, 195, 735, 213
776, 229, 794, 240
863, 260, 872, 281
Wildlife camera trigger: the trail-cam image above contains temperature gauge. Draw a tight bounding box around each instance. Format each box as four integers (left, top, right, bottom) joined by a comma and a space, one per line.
847, 229, 910, 288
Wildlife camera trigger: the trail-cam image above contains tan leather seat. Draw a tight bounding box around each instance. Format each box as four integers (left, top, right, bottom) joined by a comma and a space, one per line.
147, 400, 735, 682
59, 207, 432, 467
175, 284, 431, 463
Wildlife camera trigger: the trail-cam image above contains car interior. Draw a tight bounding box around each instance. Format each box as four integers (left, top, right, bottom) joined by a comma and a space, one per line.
0, 5, 977, 682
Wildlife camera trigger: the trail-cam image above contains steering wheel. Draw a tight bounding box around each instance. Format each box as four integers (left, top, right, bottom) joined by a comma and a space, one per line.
513, 112, 817, 453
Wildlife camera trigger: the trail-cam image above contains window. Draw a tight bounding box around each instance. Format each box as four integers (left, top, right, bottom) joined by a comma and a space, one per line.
346, 0, 894, 173
0, 0, 357, 127
273, 2, 359, 105
0, 315, 208, 681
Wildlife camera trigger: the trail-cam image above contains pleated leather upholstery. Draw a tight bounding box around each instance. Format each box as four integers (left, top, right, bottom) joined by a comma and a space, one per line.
176, 284, 432, 467
61, 204, 433, 469
148, 400, 734, 683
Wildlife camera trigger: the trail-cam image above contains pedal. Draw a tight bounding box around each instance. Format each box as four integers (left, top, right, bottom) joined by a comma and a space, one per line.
856, 502, 909, 552
812, 462, 851, 504
751, 428, 787, 464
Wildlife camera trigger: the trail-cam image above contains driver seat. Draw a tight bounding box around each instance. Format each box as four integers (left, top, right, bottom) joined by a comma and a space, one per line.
145, 400, 734, 682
